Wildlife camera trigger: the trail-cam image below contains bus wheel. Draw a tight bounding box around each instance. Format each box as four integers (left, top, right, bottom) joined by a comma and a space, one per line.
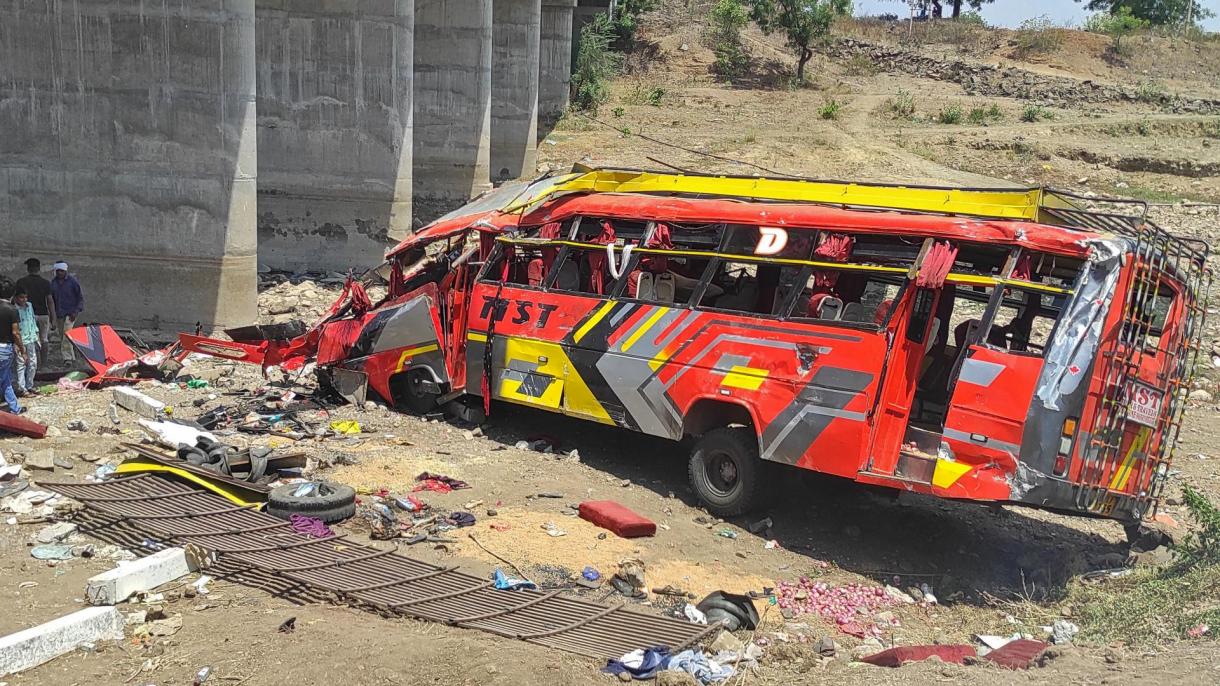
688, 427, 762, 517
392, 368, 439, 414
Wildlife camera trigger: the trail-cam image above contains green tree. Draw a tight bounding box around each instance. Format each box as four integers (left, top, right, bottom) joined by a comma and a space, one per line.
610, 0, 660, 49
749, 0, 850, 83
571, 14, 621, 113
709, 0, 751, 81
1078, 0, 1214, 27
1085, 6, 1150, 53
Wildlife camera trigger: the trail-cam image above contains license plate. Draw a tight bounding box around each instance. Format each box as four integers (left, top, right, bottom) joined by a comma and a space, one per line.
1127, 382, 1164, 428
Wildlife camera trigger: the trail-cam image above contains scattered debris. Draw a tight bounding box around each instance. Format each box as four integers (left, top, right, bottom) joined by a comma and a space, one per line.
35, 522, 78, 544
1051, 619, 1080, 645
775, 578, 899, 636
278, 617, 297, 634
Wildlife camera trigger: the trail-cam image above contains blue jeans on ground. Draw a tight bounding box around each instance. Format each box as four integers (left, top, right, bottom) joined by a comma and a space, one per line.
16, 344, 37, 393
0, 344, 21, 413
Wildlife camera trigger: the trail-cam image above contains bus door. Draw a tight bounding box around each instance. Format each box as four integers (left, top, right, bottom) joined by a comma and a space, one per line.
866, 285, 944, 478
865, 240, 955, 480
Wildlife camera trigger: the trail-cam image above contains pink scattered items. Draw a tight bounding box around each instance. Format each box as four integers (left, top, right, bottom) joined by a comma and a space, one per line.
775, 577, 901, 637
412, 472, 470, 494
289, 513, 334, 538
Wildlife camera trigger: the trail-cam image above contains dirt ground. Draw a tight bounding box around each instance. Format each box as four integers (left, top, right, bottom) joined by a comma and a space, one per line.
4, 11, 1220, 686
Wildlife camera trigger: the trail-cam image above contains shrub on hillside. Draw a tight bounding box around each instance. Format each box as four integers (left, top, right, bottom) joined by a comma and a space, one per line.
708, 0, 752, 81
1013, 16, 1064, 57
572, 15, 621, 113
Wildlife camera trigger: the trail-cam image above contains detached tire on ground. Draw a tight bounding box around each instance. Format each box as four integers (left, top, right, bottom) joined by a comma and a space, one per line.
688, 426, 763, 517
267, 482, 357, 524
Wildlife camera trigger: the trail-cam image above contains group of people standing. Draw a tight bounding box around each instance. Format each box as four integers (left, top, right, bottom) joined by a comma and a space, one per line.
0, 258, 85, 415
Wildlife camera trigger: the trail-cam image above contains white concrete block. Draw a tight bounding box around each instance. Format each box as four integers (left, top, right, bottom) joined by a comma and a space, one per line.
85, 547, 196, 606
0, 607, 123, 676
111, 386, 166, 419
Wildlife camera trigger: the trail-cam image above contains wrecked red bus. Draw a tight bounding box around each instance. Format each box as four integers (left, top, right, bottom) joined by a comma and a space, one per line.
183, 168, 1209, 526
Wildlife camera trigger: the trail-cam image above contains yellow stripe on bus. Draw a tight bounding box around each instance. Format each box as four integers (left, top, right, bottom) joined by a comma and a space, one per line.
395, 343, 440, 372
573, 301, 617, 343
721, 365, 769, 391
620, 308, 669, 353
1109, 425, 1151, 492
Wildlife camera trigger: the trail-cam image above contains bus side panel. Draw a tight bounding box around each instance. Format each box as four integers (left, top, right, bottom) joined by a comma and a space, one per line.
465, 282, 886, 479
943, 346, 1042, 474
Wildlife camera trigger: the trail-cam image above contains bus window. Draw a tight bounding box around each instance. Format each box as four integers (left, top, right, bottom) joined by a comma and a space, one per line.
1135, 285, 1176, 353
696, 261, 776, 316
787, 271, 901, 326
986, 289, 1063, 355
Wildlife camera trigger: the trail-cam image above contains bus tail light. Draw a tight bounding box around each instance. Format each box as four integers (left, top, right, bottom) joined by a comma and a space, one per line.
1054, 418, 1078, 476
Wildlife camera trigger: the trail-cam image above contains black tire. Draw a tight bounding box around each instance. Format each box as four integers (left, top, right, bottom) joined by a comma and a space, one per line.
688, 426, 763, 517
392, 368, 440, 414
268, 501, 356, 524
267, 482, 356, 524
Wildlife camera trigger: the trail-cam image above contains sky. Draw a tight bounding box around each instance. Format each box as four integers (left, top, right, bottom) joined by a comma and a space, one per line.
850, 0, 1220, 32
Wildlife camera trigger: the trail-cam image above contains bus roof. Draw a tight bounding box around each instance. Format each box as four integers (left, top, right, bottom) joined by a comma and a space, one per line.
388, 166, 1207, 271
519, 192, 1097, 257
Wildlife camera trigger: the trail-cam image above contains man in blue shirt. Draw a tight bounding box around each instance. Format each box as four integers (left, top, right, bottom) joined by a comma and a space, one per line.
49, 261, 84, 363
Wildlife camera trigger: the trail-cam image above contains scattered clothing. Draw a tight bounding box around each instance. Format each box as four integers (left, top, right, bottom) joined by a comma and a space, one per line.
492, 569, 537, 591
413, 472, 470, 493
666, 649, 735, 684
289, 514, 335, 539
603, 646, 672, 680
444, 511, 476, 528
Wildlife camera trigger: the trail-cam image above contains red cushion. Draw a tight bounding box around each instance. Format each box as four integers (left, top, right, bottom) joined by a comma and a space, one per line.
0, 411, 47, 439
984, 639, 1047, 670
860, 645, 976, 668
578, 500, 656, 538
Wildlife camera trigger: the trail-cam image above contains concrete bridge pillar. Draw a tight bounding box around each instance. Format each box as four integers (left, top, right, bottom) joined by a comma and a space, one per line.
491, 0, 542, 183
539, 0, 577, 129
0, 0, 258, 331
413, 0, 493, 217
255, 0, 415, 273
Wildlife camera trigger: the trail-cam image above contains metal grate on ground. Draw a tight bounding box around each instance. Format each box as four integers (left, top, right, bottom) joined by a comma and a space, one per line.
41, 474, 718, 659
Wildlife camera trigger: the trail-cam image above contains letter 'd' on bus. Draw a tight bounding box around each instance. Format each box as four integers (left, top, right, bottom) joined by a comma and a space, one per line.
755, 227, 788, 255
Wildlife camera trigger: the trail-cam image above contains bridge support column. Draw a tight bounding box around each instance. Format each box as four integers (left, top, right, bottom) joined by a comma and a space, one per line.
255, 0, 415, 272
0, 0, 257, 331
413, 0, 493, 219
491, 0, 542, 183
538, 0, 577, 130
